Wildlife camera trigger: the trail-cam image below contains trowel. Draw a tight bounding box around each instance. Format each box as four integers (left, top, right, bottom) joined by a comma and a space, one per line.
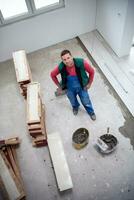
55, 88, 67, 96
96, 127, 118, 154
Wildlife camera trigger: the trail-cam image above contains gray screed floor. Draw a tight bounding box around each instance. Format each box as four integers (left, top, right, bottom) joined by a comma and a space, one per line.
0, 38, 134, 200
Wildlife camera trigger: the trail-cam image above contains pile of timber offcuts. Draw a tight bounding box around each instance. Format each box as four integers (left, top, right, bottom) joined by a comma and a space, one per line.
12, 50, 32, 99
27, 82, 47, 147
0, 137, 26, 200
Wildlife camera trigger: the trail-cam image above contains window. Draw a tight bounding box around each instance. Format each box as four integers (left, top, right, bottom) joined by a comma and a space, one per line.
0, 0, 28, 19
0, 0, 64, 26
34, 0, 60, 9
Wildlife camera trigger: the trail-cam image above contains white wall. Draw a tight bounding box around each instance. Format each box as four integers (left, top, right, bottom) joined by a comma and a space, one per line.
120, 0, 134, 56
0, 0, 96, 62
96, 0, 134, 57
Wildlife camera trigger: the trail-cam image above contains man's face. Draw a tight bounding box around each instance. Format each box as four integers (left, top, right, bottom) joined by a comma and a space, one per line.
61, 53, 74, 67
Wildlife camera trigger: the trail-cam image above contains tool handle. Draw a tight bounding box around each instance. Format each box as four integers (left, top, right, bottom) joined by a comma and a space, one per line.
107, 127, 110, 134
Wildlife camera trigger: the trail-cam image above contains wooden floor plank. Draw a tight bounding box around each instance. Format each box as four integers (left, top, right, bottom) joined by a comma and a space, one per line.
27, 82, 41, 123
12, 50, 31, 83
47, 132, 73, 191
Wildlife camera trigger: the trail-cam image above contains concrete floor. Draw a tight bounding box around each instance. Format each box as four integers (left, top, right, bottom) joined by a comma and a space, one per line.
79, 30, 134, 117
0, 38, 134, 200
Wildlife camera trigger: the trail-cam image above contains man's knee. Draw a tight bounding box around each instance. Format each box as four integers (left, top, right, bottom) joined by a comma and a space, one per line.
81, 97, 90, 106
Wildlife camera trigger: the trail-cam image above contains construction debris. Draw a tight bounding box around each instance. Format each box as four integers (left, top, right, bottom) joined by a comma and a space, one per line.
0, 137, 20, 148
0, 138, 25, 200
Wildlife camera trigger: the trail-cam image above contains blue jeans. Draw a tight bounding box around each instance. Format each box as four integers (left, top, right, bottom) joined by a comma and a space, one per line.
66, 76, 94, 115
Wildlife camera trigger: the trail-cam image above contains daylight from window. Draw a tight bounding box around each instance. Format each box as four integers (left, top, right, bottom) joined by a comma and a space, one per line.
0, 0, 28, 19
0, 0, 63, 25
34, 0, 59, 9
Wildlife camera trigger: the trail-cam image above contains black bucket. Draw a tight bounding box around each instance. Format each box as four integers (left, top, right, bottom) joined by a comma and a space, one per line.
98, 134, 118, 154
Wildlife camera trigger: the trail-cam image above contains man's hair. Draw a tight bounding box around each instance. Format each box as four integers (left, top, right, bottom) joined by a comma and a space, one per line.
60, 49, 72, 57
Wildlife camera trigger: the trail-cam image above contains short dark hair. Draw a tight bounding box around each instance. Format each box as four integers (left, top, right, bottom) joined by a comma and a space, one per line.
60, 49, 72, 57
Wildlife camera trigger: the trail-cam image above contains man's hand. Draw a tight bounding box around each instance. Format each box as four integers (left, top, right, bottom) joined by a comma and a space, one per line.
56, 87, 63, 95
84, 83, 91, 90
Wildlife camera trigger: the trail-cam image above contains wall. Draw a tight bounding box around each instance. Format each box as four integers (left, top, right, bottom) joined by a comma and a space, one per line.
96, 0, 134, 57
0, 0, 96, 62
120, 0, 134, 56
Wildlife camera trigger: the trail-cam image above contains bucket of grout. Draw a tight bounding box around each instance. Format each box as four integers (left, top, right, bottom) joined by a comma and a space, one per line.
72, 128, 89, 149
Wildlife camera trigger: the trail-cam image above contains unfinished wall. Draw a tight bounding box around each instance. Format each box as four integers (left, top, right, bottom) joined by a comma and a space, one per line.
0, 0, 96, 62
96, 0, 134, 57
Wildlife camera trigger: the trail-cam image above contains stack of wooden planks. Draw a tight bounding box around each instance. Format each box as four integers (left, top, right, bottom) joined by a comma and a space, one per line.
12, 50, 47, 147
12, 50, 32, 98
0, 137, 25, 200
27, 82, 47, 147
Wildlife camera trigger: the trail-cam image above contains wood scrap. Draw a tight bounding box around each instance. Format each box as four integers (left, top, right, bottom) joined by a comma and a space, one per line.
0, 175, 9, 200
0, 137, 20, 148
0, 145, 25, 200
32, 136, 47, 147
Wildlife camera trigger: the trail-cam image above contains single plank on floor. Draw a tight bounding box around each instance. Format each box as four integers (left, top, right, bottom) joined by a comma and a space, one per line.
47, 132, 73, 191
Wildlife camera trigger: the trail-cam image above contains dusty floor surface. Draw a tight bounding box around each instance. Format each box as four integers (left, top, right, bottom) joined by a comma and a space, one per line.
0, 38, 134, 200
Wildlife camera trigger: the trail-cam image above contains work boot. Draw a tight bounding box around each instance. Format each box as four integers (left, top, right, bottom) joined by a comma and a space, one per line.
73, 108, 78, 115
89, 113, 96, 121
